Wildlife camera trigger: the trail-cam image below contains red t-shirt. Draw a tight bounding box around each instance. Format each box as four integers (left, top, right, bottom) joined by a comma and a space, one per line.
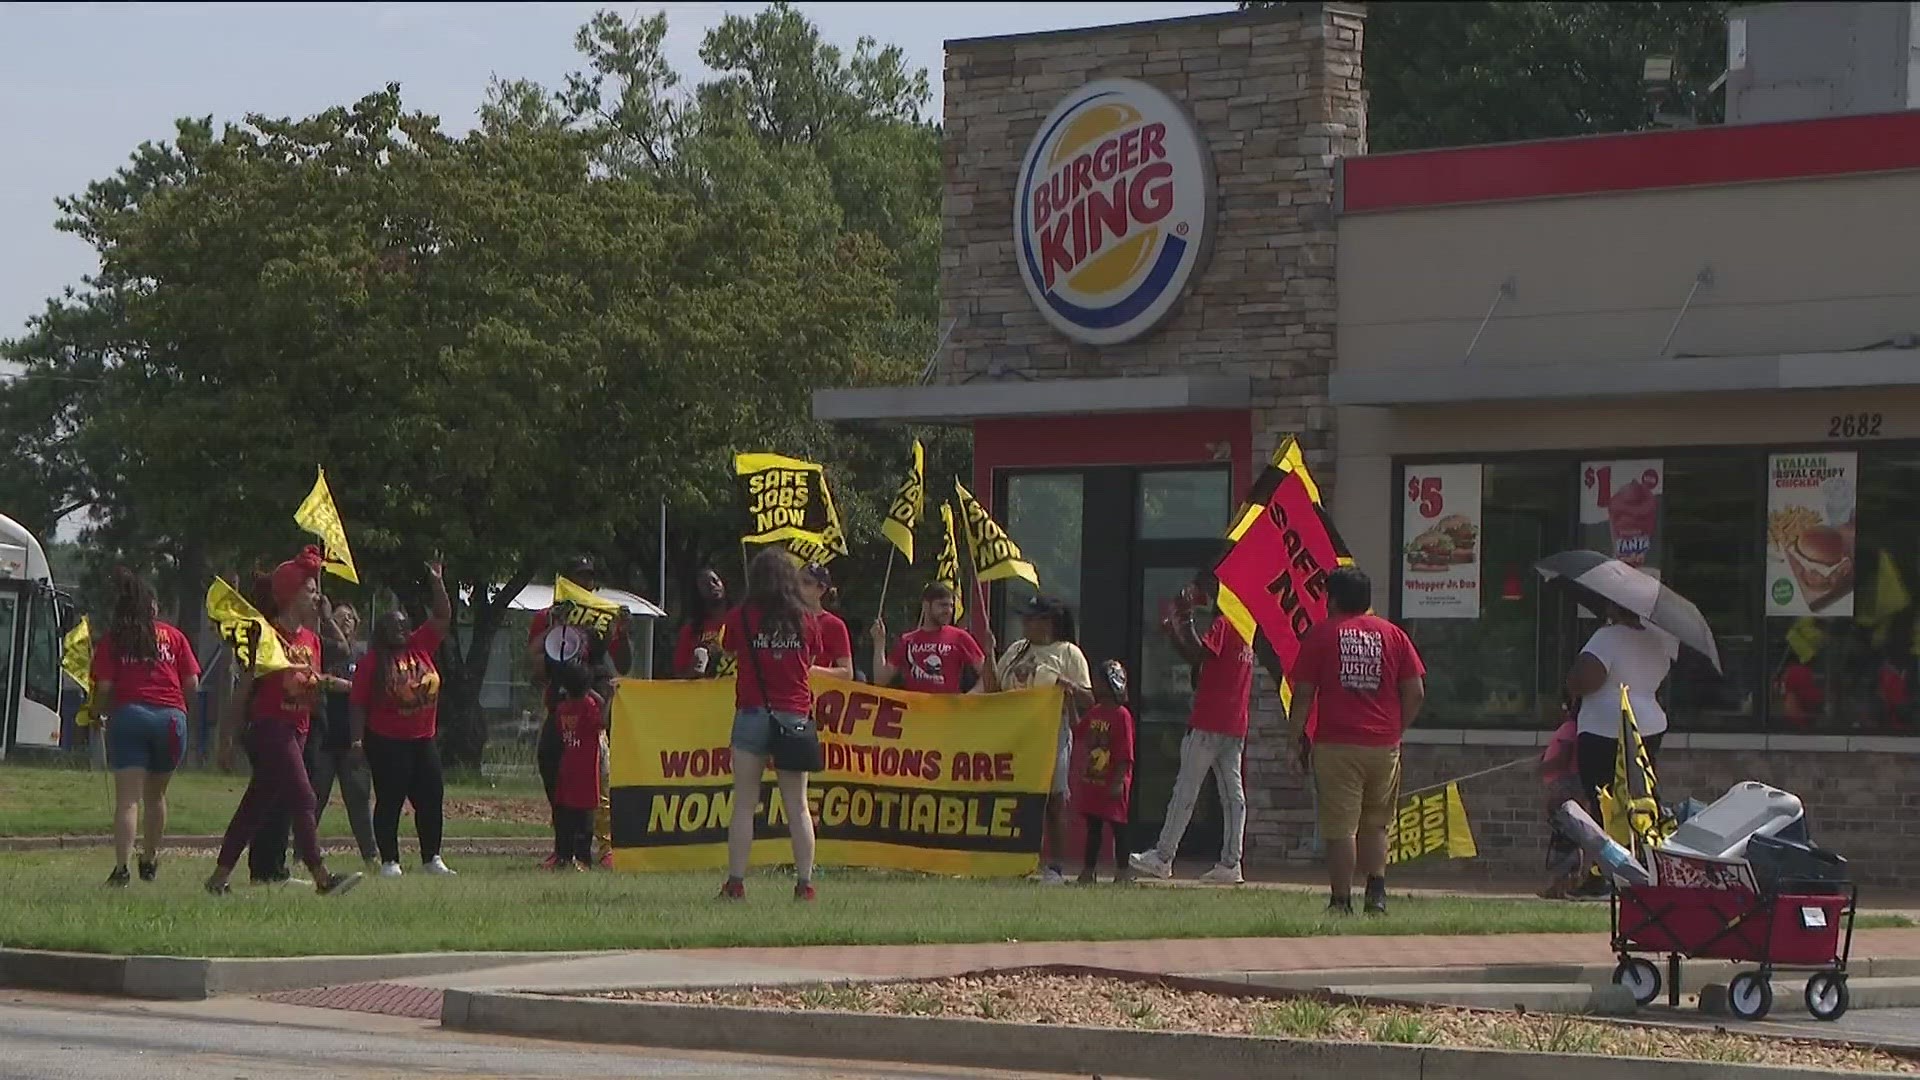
554, 691, 605, 810
1293, 613, 1426, 748
91, 622, 201, 712
349, 623, 446, 741
725, 604, 821, 715
811, 610, 852, 669
251, 626, 323, 736
1189, 617, 1255, 738
889, 625, 985, 694
1070, 703, 1134, 823
673, 617, 734, 677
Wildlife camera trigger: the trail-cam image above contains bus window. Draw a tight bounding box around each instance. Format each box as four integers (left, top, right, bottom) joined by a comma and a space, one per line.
24, 590, 60, 711
0, 593, 17, 729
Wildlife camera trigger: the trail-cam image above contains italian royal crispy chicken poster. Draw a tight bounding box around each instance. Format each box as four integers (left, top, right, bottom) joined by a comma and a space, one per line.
1401, 464, 1481, 618
1767, 452, 1857, 617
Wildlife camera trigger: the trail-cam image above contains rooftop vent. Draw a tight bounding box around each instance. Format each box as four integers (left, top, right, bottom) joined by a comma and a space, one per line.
1726, 2, 1920, 124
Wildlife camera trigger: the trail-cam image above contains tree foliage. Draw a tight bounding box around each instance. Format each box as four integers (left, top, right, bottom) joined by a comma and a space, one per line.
1, 4, 953, 764
1243, 1, 1730, 151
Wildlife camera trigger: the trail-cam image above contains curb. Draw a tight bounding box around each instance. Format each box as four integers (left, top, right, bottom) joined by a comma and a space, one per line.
0, 836, 548, 854
1207, 957, 1920, 993
0, 948, 604, 1001
439, 990, 1884, 1080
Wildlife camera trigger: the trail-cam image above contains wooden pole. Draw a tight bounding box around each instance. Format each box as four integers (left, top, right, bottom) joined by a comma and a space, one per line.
876, 547, 898, 626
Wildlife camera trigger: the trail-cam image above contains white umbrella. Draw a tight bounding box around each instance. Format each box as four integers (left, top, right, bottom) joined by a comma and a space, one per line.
463, 584, 666, 618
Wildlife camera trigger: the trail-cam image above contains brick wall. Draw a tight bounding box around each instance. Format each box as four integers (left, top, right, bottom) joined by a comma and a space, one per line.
1385, 743, 1920, 892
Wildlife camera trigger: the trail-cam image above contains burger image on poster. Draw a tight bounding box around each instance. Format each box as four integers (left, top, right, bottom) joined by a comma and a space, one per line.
1014, 79, 1218, 346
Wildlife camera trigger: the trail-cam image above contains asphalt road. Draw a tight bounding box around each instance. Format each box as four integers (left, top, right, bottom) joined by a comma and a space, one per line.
0, 994, 1048, 1080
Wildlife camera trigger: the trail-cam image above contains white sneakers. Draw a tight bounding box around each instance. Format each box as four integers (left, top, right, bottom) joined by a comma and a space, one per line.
1127, 850, 1244, 884
422, 856, 457, 876
1127, 849, 1174, 879
1036, 867, 1070, 885
378, 862, 404, 879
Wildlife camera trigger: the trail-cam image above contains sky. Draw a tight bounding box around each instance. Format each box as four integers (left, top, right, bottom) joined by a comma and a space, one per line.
0, 1, 1233, 345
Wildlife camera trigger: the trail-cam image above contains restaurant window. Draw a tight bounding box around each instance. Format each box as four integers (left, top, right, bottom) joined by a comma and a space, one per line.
1401, 460, 1571, 730
1764, 449, 1920, 735
1655, 455, 1762, 733
1001, 472, 1084, 645
1138, 469, 1232, 540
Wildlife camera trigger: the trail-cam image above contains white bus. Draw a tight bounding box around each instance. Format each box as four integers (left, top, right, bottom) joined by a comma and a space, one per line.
1, 511, 75, 758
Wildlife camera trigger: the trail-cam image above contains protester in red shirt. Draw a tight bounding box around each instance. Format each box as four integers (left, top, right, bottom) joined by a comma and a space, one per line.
1072, 660, 1136, 884
91, 569, 202, 887
1289, 567, 1426, 916
798, 562, 854, 678
719, 550, 831, 901
207, 547, 361, 898
673, 567, 734, 678
526, 555, 624, 869
350, 561, 454, 879
1130, 576, 1255, 885
549, 659, 606, 870
870, 582, 985, 694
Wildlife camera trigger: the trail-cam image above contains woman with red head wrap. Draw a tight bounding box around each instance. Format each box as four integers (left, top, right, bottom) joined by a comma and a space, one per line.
204, 547, 363, 897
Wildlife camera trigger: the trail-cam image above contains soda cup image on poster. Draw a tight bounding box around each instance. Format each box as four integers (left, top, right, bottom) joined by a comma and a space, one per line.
1766, 452, 1856, 617
1581, 460, 1663, 574
1400, 464, 1481, 618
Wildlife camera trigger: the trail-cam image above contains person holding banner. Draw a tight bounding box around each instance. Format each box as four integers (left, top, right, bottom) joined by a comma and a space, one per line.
674, 568, 733, 678
1288, 567, 1426, 916
91, 569, 202, 887
350, 561, 456, 878
978, 595, 1093, 886
719, 549, 831, 901
528, 556, 623, 868
870, 582, 985, 694
1129, 578, 1254, 886
205, 547, 363, 898
798, 563, 854, 679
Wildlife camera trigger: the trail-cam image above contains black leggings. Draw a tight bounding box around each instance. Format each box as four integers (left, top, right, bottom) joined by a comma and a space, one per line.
553, 806, 595, 865
1082, 815, 1129, 875
1576, 731, 1665, 815
365, 733, 445, 865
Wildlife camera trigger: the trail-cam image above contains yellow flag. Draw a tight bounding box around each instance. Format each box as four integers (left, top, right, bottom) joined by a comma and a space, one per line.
61, 617, 94, 729
1386, 782, 1478, 865
881, 440, 926, 563
953, 480, 1038, 587
1785, 618, 1825, 664
1862, 549, 1912, 646
785, 509, 848, 566
206, 577, 293, 674
736, 452, 841, 549
555, 575, 619, 613
293, 467, 359, 584
936, 504, 964, 623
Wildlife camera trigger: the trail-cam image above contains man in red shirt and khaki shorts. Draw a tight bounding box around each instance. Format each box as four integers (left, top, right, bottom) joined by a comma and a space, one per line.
1289, 567, 1426, 915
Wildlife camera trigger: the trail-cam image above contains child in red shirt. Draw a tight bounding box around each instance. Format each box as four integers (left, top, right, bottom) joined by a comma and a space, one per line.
1072, 659, 1135, 884
551, 660, 606, 870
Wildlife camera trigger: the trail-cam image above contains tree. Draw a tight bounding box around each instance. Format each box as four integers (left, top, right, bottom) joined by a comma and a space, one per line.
1241, 2, 1730, 151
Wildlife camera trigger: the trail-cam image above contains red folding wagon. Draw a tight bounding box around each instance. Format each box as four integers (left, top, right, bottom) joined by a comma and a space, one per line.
1609, 879, 1857, 1021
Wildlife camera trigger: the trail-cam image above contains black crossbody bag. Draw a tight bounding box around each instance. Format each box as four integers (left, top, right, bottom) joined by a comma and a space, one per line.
739, 610, 825, 773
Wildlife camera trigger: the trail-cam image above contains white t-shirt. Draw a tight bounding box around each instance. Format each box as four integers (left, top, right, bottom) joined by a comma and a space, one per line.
1575, 623, 1680, 737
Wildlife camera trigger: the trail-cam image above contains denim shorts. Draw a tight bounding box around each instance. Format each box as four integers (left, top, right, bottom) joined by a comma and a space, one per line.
731, 707, 809, 759
106, 702, 187, 773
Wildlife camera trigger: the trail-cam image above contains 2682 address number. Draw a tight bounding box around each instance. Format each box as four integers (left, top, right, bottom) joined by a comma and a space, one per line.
1828, 413, 1884, 439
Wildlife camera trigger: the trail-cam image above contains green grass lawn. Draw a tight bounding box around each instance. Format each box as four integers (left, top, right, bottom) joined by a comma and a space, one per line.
3, 850, 1902, 958
0, 761, 547, 839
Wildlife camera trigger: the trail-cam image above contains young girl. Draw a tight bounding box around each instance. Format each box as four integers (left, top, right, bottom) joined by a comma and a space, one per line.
551, 659, 605, 871
1538, 714, 1586, 899
1072, 659, 1135, 885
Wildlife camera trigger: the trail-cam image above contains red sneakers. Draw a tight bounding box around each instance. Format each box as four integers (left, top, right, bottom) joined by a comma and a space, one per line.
794, 881, 816, 902
599, 851, 614, 870
719, 879, 746, 900
538, 853, 560, 870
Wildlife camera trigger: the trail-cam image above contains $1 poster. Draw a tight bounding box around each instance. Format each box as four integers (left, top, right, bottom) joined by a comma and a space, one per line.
1580, 460, 1664, 575
1400, 465, 1481, 619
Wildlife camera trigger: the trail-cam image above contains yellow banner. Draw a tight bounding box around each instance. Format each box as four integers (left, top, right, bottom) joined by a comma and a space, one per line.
61, 617, 93, 729
882, 440, 926, 563
736, 452, 842, 549
1385, 782, 1478, 866
785, 514, 848, 567
953, 480, 1038, 587
206, 577, 293, 674
293, 466, 360, 584
609, 675, 1060, 876
936, 504, 964, 623
552, 575, 624, 640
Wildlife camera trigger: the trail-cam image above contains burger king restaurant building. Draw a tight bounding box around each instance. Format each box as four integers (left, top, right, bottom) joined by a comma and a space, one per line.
815, 3, 1920, 887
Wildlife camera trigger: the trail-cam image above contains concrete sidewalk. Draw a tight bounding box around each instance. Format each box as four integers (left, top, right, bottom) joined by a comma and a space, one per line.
393, 927, 1920, 994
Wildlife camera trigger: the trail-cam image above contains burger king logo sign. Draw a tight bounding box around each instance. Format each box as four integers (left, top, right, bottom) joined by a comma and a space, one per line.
1015, 79, 1215, 347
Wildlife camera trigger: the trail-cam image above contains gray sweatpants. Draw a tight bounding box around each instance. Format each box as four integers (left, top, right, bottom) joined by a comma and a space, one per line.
307, 744, 378, 863
1152, 729, 1247, 868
